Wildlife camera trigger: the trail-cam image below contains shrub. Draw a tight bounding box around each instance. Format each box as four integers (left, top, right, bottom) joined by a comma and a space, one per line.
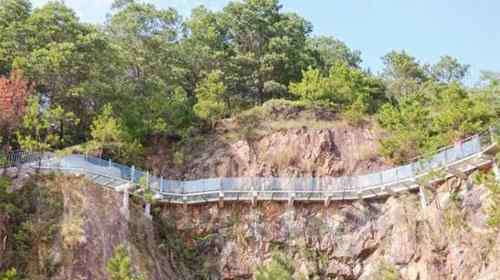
475, 171, 500, 229
0, 268, 17, 280
106, 245, 144, 280
372, 260, 400, 280
255, 251, 295, 280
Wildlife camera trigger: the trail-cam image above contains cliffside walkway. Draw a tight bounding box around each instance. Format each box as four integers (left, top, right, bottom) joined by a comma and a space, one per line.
3, 129, 498, 206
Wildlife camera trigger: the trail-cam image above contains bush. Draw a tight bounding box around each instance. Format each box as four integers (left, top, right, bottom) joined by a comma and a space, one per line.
372, 260, 400, 280
0, 268, 17, 280
289, 63, 386, 115
377, 83, 495, 163
106, 245, 144, 280
255, 251, 295, 280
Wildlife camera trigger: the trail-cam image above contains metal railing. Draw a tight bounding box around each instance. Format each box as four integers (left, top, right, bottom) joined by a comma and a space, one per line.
2, 128, 497, 204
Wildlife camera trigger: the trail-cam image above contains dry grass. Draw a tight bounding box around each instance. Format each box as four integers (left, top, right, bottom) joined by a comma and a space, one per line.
61, 215, 86, 249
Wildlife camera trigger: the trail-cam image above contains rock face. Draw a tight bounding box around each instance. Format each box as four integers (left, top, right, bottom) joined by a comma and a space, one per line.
182, 125, 387, 179
0, 214, 8, 268
50, 177, 183, 280
2, 169, 500, 279
156, 174, 500, 280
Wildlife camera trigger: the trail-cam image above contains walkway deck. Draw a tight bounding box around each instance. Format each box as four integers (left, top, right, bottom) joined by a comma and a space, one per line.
3, 130, 498, 205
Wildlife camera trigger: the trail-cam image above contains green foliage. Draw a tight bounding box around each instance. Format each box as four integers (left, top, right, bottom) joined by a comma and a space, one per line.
255, 251, 295, 280
475, 171, 500, 229
0, 0, 496, 167
289, 63, 386, 123
372, 260, 400, 280
382, 50, 428, 99
0, 176, 63, 278
16, 95, 78, 152
429, 55, 470, 84
377, 83, 495, 163
194, 71, 228, 126
106, 245, 144, 280
90, 104, 125, 148
89, 104, 143, 164
307, 35, 362, 72
0, 268, 17, 280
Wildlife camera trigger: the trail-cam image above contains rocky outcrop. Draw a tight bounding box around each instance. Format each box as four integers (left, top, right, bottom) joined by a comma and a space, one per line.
2, 168, 500, 279
155, 172, 500, 280
182, 125, 387, 179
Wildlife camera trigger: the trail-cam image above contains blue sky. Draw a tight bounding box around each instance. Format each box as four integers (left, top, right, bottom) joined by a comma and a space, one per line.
31, 0, 500, 84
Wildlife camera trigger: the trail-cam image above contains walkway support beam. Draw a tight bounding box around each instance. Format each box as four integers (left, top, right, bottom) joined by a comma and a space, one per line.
418, 185, 428, 208
218, 191, 224, 208
288, 192, 295, 207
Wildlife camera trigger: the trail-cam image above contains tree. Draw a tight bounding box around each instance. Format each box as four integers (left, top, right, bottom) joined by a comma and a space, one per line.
9, 1, 120, 143
0, 0, 31, 75
89, 104, 126, 155
106, 245, 144, 280
106, 0, 187, 139
17, 94, 80, 156
289, 63, 386, 113
193, 71, 228, 127
381, 50, 428, 99
307, 36, 362, 73
220, 0, 313, 104
0, 70, 32, 147
430, 55, 470, 84
377, 82, 495, 163
16, 95, 53, 153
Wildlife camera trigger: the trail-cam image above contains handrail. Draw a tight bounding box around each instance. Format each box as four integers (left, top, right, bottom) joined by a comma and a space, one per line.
2, 128, 497, 203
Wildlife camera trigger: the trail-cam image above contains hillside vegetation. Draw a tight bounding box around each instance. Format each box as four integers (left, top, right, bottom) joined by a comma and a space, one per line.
0, 0, 498, 169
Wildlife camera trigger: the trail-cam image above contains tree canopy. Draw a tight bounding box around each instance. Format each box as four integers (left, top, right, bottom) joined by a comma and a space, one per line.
0, 0, 497, 165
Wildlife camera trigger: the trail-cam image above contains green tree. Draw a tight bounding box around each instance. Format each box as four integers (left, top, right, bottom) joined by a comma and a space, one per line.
106, 245, 144, 280
8, 1, 119, 142
16, 95, 52, 153
106, 0, 190, 139
377, 83, 495, 163
193, 71, 228, 127
429, 55, 470, 84
381, 50, 428, 99
17, 95, 79, 153
220, 0, 313, 104
307, 36, 362, 73
0, 0, 32, 75
90, 104, 126, 154
290, 63, 386, 114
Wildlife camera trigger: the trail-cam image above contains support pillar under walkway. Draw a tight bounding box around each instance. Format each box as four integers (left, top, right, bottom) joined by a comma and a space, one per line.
419, 185, 429, 209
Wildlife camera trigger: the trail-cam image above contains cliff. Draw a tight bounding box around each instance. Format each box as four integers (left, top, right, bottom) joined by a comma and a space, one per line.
1, 167, 500, 279
151, 101, 389, 179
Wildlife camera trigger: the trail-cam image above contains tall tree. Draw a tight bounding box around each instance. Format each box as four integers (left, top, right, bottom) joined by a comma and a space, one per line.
0, 0, 32, 75
220, 0, 313, 104
10, 1, 119, 143
381, 50, 428, 99
0, 70, 32, 147
193, 70, 228, 127
307, 36, 362, 73
106, 0, 190, 138
430, 55, 470, 84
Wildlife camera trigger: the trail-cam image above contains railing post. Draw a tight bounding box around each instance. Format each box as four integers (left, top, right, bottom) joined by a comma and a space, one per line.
130, 166, 135, 183
219, 178, 224, 208
121, 184, 130, 220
